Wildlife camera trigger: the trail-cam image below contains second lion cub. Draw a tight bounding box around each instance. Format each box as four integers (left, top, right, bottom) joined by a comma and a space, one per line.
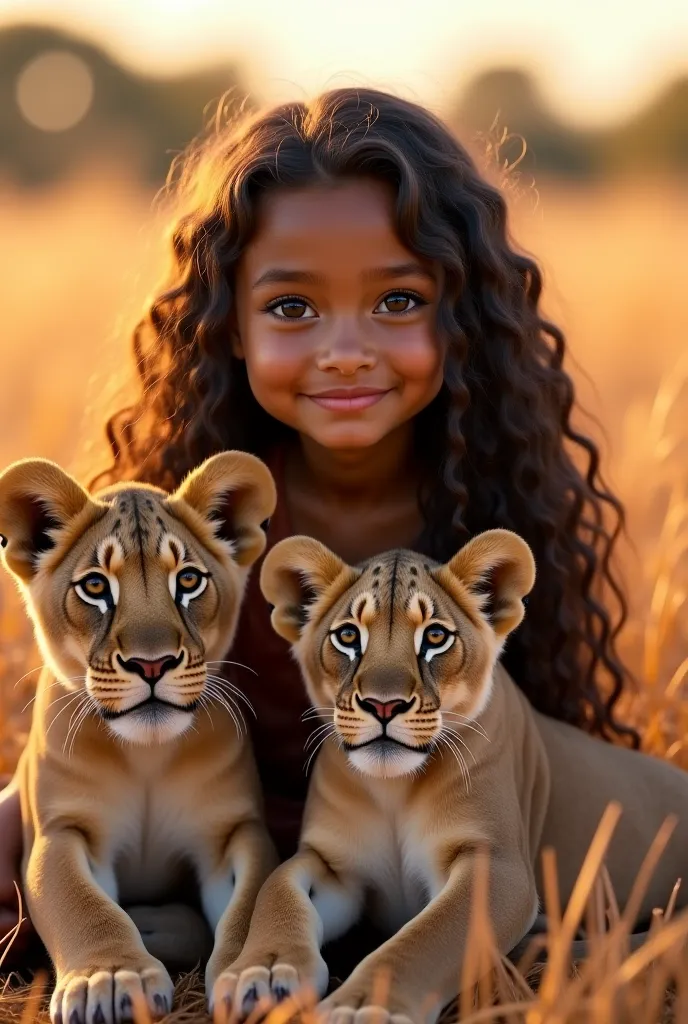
0, 452, 278, 1024
221, 529, 688, 1024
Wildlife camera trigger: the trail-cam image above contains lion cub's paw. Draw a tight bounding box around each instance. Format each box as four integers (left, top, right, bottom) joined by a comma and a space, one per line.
321, 1010, 414, 1024
318, 980, 416, 1024
210, 957, 327, 1021
51, 961, 174, 1024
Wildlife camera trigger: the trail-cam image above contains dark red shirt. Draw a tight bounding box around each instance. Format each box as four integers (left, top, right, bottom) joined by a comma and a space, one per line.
230, 449, 311, 859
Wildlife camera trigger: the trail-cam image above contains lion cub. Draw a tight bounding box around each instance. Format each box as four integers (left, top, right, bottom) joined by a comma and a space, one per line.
218, 530, 688, 1024
0, 453, 278, 1024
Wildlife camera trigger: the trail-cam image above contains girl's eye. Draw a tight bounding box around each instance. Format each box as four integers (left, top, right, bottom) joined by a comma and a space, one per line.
265, 296, 317, 320
374, 291, 425, 315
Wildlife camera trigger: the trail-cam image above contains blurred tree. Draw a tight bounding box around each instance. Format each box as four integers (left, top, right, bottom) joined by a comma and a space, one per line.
451, 66, 688, 180
0, 23, 252, 187
451, 67, 599, 178
0, 25, 686, 186
602, 76, 688, 174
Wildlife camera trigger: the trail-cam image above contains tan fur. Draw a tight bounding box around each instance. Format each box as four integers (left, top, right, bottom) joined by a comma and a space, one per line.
0, 453, 279, 1024
218, 531, 688, 1024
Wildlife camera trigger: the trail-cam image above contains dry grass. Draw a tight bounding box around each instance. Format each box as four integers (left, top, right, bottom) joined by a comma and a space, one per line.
0, 170, 687, 1020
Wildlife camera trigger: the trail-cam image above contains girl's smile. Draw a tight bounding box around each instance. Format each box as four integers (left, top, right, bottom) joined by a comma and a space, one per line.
303, 387, 393, 412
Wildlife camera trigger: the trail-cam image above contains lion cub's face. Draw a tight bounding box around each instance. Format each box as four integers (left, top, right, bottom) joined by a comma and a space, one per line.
0, 453, 275, 745
261, 532, 535, 779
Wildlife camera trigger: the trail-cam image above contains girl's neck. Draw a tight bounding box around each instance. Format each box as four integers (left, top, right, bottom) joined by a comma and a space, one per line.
289, 423, 419, 505
281, 424, 424, 564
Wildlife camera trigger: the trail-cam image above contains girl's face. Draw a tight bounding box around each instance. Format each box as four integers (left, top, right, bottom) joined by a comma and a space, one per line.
234, 179, 444, 451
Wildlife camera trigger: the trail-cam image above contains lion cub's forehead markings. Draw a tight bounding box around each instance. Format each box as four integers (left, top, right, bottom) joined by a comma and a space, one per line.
329, 590, 377, 658
407, 590, 435, 626
350, 591, 377, 624
97, 535, 125, 575
407, 589, 438, 658
159, 531, 187, 570
88, 535, 125, 607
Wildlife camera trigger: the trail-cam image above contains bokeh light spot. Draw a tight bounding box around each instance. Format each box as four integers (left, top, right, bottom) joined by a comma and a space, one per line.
16, 50, 94, 132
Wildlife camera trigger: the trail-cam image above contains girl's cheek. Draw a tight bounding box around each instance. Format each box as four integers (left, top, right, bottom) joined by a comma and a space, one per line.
389, 328, 443, 384
243, 332, 308, 386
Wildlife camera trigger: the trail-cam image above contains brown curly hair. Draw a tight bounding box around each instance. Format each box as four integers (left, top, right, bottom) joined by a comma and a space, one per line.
94, 87, 638, 746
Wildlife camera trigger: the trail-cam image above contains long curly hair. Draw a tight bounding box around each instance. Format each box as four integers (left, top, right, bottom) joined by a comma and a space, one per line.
94, 87, 637, 746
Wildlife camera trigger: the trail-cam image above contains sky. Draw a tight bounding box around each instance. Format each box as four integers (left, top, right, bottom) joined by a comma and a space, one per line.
1, 0, 687, 127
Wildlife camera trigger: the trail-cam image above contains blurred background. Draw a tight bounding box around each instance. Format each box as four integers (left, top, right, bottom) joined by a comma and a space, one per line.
0, 0, 686, 770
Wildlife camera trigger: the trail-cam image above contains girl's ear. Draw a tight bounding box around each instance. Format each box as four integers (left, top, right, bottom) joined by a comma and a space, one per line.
230, 329, 245, 360
0, 459, 95, 583
438, 529, 535, 638
169, 451, 277, 567
260, 536, 358, 644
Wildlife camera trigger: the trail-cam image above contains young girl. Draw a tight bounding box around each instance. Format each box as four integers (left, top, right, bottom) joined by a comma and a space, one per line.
0, 87, 637, 955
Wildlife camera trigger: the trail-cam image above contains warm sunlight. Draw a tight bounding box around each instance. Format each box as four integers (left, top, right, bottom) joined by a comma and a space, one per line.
0, 0, 686, 124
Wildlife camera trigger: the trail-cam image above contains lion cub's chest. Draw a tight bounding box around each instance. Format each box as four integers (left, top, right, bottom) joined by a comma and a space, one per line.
100, 784, 200, 905
347, 801, 438, 934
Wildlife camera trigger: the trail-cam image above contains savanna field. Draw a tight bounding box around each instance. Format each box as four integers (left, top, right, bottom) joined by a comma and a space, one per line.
0, 169, 687, 1021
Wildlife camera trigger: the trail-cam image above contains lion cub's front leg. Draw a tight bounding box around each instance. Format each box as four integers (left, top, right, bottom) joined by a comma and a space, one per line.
210, 847, 363, 1019
203, 819, 278, 997
318, 852, 537, 1024
26, 830, 173, 1024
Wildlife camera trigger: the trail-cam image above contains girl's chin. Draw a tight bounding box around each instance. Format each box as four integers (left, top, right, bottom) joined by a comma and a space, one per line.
301, 426, 396, 451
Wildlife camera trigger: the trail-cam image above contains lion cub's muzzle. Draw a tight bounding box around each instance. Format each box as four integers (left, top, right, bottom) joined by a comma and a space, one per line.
88, 646, 207, 734
335, 689, 441, 778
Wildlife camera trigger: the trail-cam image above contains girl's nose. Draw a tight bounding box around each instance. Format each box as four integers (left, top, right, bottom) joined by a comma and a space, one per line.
315, 320, 377, 375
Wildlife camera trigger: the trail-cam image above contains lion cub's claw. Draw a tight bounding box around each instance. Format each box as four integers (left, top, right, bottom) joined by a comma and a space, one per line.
51, 963, 174, 1024
322, 1011, 413, 1024
211, 963, 304, 1020
318, 981, 416, 1024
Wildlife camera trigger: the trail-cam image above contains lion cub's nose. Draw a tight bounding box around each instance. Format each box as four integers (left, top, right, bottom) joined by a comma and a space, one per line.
358, 697, 413, 722
121, 655, 181, 684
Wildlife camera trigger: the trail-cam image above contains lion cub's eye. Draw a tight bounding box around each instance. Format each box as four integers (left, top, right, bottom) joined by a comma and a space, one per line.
330, 624, 362, 661
74, 572, 114, 612
420, 624, 456, 662
175, 567, 208, 606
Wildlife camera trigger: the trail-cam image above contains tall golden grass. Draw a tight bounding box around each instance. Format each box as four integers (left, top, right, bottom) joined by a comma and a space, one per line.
0, 170, 687, 1020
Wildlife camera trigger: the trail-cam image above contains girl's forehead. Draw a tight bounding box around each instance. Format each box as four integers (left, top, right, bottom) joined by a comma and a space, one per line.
256, 178, 395, 236
239, 179, 435, 285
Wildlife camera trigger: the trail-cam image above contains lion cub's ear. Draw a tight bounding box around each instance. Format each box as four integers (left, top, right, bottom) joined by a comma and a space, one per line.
169, 452, 277, 567
439, 529, 535, 638
260, 536, 358, 644
0, 459, 96, 583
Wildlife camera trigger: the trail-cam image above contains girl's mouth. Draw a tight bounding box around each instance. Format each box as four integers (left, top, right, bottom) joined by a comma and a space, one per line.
304, 387, 392, 411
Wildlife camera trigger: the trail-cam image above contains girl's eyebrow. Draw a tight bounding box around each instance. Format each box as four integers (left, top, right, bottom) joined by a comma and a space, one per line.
252, 262, 435, 290
362, 262, 436, 283
253, 268, 325, 289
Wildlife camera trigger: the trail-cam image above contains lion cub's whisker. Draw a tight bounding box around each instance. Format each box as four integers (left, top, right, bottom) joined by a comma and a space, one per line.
441, 712, 490, 741
442, 726, 478, 767
304, 727, 337, 775
44, 691, 89, 740
13, 664, 49, 689
22, 679, 88, 715
203, 680, 247, 736
206, 659, 258, 677
205, 673, 257, 718
63, 696, 96, 758
437, 733, 472, 792
305, 722, 338, 752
